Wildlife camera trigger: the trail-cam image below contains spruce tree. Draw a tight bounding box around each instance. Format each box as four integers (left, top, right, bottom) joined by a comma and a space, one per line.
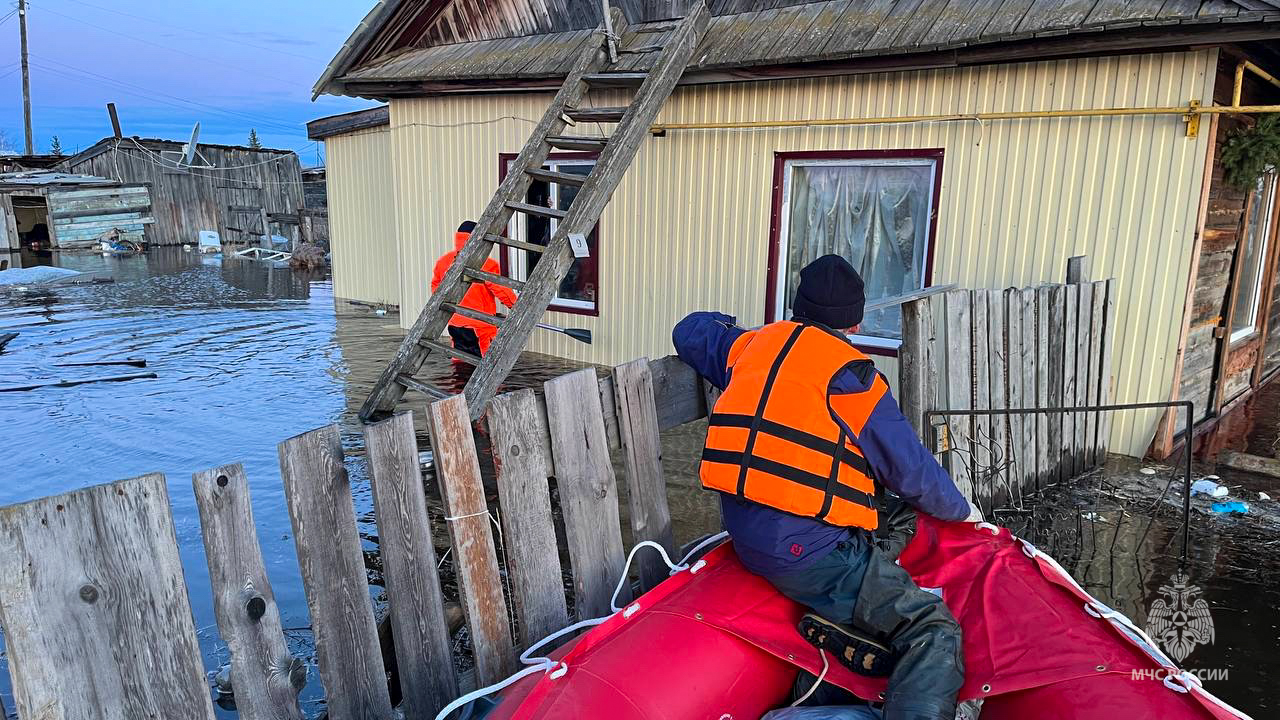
247, 129, 262, 149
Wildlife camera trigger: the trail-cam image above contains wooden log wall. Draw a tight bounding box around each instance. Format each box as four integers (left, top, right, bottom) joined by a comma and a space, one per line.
900, 278, 1116, 511
59, 140, 304, 247
0, 356, 703, 720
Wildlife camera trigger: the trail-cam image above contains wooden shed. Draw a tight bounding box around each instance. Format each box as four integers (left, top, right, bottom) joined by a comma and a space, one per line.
0, 171, 152, 251
57, 137, 305, 248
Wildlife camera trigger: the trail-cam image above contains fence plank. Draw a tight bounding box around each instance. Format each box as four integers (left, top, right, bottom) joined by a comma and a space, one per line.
193, 464, 305, 720
943, 290, 974, 501
1096, 279, 1116, 459
427, 394, 516, 686
365, 412, 459, 717
1076, 285, 1096, 470
1045, 285, 1066, 485
900, 297, 931, 436
489, 389, 570, 646
545, 368, 629, 618
1019, 288, 1038, 494
1062, 284, 1080, 478
0, 475, 216, 720
1004, 290, 1025, 505
278, 425, 394, 720
987, 290, 1009, 507
971, 291, 991, 507
614, 359, 676, 593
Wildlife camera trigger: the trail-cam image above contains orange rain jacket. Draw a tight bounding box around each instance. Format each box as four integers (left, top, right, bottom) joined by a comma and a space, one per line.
701, 320, 885, 531
431, 230, 519, 331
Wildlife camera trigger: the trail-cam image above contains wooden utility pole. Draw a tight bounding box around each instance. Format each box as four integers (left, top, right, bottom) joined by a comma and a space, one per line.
19, 0, 33, 155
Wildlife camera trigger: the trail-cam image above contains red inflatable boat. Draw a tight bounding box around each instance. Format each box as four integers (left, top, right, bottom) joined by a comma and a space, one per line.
477, 516, 1251, 720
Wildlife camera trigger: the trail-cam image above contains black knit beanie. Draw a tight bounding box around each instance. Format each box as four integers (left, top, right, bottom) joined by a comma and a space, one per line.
792, 254, 865, 329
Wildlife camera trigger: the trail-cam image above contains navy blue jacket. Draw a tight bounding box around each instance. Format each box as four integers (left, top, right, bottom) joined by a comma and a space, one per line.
673, 311, 970, 576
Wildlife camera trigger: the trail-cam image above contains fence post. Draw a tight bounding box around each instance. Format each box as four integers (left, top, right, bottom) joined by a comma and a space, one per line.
900, 296, 932, 437
614, 358, 676, 593
0, 475, 216, 720
943, 290, 975, 501
365, 412, 460, 717
427, 394, 517, 685
193, 464, 305, 720
279, 425, 394, 720
545, 368, 629, 618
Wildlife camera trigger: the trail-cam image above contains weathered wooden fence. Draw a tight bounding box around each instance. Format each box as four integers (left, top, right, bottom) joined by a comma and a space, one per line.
0, 356, 710, 720
899, 273, 1116, 510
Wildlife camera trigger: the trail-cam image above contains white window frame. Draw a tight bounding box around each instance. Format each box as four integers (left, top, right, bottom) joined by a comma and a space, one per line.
1230, 171, 1278, 344
504, 157, 597, 313
774, 156, 940, 351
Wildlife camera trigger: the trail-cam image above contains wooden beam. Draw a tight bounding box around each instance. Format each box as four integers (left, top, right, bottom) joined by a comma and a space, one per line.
278, 426, 393, 719
192, 464, 305, 720
365, 412, 459, 718
426, 394, 516, 685
0, 475, 216, 720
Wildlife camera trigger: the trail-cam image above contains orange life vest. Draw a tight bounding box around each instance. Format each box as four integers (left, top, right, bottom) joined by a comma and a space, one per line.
700, 321, 885, 530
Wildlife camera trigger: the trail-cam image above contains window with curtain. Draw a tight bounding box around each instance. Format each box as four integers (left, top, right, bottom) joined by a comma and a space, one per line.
503, 157, 599, 314
775, 154, 940, 348
1230, 169, 1278, 342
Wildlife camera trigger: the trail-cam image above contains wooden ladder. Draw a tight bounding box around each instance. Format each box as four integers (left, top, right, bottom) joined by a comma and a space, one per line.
360, 4, 710, 421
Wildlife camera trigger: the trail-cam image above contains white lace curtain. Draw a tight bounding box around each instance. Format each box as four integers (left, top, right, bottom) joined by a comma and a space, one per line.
785, 162, 934, 339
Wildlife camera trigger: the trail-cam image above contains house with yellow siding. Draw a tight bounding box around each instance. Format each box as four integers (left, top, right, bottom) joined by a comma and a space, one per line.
310, 0, 1280, 458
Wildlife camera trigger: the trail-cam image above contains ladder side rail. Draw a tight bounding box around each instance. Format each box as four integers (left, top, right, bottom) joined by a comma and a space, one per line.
359, 32, 607, 420
462, 4, 711, 416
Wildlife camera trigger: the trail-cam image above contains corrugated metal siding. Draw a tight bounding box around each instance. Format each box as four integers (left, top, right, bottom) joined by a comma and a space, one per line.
326, 128, 400, 306
386, 49, 1216, 456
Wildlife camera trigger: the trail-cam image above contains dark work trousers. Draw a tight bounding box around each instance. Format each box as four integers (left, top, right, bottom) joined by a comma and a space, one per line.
447, 325, 485, 358
763, 523, 964, 720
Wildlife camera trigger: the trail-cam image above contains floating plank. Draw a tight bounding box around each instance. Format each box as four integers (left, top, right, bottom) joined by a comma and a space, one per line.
193, 464, 305, 720
488, 390, 570, 647
544, 368, 629, 618
365, 412, 459, 717
0, 331, 16, 353
943, 290, 974, 500
0, 370, 156, 392
278, 426, 393, 719
613, 358, 675, 593
427, 394, 516, 685
0, 475, 216, 720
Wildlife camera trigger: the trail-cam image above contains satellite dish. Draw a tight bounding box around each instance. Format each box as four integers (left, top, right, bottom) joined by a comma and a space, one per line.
183, 122, 201, 166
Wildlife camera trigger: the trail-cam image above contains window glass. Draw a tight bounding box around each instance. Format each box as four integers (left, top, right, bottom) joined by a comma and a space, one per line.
1230, 170, 1277, 341
506, 160, 597, 311
779, 158, 938, 345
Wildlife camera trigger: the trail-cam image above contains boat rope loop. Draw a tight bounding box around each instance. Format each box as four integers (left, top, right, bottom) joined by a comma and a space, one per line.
434, 531, 731, 720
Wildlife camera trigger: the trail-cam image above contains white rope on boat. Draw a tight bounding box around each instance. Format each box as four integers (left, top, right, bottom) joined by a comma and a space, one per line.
790, 649, 829, 707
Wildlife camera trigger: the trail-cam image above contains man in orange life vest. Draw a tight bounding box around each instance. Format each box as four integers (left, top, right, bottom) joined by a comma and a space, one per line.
431, 221, 518, 358
673, 255, 982, 720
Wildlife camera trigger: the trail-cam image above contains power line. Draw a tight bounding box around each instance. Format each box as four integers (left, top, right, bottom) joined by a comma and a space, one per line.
30, 54, 307, 135
31, 4, 307, 90
57, 0, 329, 63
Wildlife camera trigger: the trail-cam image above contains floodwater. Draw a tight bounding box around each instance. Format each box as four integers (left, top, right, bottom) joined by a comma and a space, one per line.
0, 248, 1275, 718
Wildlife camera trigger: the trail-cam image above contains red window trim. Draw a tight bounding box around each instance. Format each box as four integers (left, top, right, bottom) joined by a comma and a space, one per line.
765, 149, 944, 358
498, 152, 601, 317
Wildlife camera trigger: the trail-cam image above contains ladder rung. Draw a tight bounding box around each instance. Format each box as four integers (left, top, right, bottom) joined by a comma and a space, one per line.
583, 72, 648, 86
525, 168, 587, 187
482, 232, 546, 254
634, 23, 679, 33
419, 337, 482, 366
620, 45, 663, 54
463, 266, 525, 291
396, 374, 450, 400
505, 201, 566, 220
566, 107, 627, 123
546, 136, 608, 151
442, 302, 505, 327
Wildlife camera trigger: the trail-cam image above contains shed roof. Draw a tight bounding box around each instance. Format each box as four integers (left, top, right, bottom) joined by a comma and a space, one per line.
0, 170, 123, 190
320, 0, 1280, 97
307, 105, 391, 140
60, 136, 300, 169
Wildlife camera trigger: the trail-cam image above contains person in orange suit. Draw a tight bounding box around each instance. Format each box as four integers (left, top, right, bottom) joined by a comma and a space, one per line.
431, 220, 518, 358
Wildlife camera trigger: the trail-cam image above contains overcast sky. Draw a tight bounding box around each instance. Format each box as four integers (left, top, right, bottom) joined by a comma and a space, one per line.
0, 0, 378, 164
